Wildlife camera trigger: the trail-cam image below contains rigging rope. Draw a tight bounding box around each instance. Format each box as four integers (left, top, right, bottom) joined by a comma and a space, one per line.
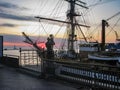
25, 0, 42, 35
106, 17, 120, 38
54, 19, 67, 37
88, 0, 117, 7
38, 0, 49, 15
50, 0, 64, 17
40, 22, 49, 36
88, 24, 101, 40
58, 27, 68, 50
49, 0, 65, 34
75, 0, 100, 42
29, 0, 65, 44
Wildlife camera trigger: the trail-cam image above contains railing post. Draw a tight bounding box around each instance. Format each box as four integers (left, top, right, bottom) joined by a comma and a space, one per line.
92, 65, 96, 90
40, 58, 45, 78
19, 48, 21, 66
37, 50, 39, 66
117, 71, 120, 90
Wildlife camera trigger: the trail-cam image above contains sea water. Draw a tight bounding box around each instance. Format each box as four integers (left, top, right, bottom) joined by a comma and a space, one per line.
3, 49, 20, 56
3, 49, 41, 66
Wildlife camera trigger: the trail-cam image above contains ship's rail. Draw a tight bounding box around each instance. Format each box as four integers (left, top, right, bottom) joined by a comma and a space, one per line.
42, 59, 120, 90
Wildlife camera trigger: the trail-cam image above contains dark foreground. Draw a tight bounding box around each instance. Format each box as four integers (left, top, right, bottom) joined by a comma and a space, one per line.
0, 65, 77, 90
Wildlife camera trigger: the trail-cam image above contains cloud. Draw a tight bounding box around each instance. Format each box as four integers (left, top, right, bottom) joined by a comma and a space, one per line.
0, 12, 35, 21
0, 1, 34, 21
0, 1, 28, 10
0, 23, 16, 27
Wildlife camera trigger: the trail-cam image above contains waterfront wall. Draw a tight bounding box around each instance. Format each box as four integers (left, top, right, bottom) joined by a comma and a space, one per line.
0, 55, 19, 68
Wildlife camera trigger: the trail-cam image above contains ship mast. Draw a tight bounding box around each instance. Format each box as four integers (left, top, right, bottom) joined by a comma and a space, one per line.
66, 0, 88, 52
67, 0, 75, 51
101, 20, 108, 51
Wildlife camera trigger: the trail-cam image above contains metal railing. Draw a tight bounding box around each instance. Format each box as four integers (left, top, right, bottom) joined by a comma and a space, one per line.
19, 49, 41, 66
19, 49, 42, 72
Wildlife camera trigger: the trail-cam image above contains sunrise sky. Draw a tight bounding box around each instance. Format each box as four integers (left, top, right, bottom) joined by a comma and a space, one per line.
0, 0, 120, 49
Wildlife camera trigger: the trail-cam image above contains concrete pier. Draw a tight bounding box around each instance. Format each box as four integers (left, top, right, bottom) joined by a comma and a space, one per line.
0, 65, 77, 90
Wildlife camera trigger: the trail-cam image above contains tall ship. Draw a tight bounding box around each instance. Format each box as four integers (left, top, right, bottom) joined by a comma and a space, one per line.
22, 0, 120, 66
22, 0, 90, 59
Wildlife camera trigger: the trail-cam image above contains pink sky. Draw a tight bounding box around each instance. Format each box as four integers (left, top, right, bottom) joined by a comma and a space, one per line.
4, 41, 46, 48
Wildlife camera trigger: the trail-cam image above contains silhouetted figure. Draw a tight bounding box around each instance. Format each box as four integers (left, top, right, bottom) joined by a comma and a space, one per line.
45, 34, 55, 59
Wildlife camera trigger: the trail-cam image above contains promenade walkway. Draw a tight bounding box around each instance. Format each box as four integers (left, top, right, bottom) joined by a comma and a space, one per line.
0, 65, 77, 90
